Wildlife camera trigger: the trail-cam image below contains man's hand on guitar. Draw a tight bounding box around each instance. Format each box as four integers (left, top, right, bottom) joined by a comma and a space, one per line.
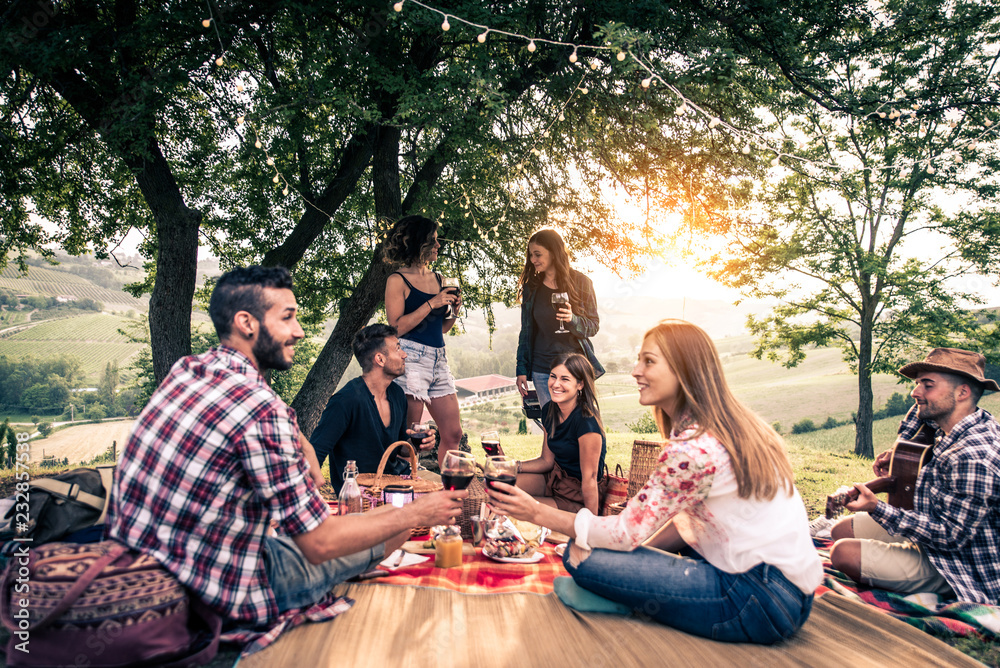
872, 449, 892, 477
845, 483, 878, 513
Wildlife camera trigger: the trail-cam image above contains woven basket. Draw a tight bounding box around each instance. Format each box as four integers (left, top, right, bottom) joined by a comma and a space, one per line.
457, 468, 489, 541
356, 441, 442, 534
605, 501, 627, 516
626, 439, 664, 498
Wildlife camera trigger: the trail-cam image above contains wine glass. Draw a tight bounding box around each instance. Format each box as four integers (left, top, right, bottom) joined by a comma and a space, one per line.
409, 422, 431, 452
484, 455, 518, 491
480, 430, 502, 457
551, 292, 570, 334
441, 450, 476, 492
441, 276, 461, 318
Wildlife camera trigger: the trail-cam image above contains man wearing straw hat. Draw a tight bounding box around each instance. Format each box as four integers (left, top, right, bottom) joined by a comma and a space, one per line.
108, 266, 467, 628
830, 348, 1000, 605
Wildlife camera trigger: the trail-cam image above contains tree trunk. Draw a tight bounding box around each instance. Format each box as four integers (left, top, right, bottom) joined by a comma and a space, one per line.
854, 318, 875, 458
293, 122, 403, 436
128, 147, 202, 385
293, 254, 392, 435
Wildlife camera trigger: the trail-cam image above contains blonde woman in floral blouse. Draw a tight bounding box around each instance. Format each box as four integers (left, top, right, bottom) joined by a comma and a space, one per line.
487, 320, 822, 644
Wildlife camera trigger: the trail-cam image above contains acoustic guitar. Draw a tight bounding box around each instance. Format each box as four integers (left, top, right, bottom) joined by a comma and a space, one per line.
824, 423, 936, 519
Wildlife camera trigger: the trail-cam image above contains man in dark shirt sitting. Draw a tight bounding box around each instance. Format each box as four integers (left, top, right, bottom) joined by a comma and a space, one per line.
311, 324, 434, 491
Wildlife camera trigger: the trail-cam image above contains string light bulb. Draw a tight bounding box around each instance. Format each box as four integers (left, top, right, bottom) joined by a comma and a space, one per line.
709, 117, 720, 128
237, 115, 245, 125
616, 52, 625, 61
986, 119, 994, 127
527, 40, 536, 52
569, 49, 578, 63
641, 78, 651, 88
675, 103, 687, 115
283, 187, 289, 195
267, 157, 274, 165
254, 140, 262, 149
393, 1, 403, 11
926, 165, 936, 174
580, 86, 588, 94
272, 174, 280, 183
879, 112, 886, 119
237, 85, 244, 92
477, 31, 487, 43
742, 144, 751, 154
441, 17, 450, 31
215, 56, 224, 66
202, 19, 211, 28
770, 156, 780, 167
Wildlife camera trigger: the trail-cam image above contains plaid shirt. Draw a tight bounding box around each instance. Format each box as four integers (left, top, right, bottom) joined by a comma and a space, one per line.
107, 346, 330, 625
872, 405, 1000, 604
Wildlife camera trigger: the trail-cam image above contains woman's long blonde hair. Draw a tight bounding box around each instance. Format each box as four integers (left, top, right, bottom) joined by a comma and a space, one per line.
645, 320, 794, 500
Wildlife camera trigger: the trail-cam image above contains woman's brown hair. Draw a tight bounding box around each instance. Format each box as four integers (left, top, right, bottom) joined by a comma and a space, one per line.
383, 215, 439, 267
643, 319, 794, 500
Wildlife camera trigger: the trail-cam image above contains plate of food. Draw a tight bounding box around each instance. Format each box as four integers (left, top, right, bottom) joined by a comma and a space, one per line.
482, 547, 545, 564
481, 518, 550, 563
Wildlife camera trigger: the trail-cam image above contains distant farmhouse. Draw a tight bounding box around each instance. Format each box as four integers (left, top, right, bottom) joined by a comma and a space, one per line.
455, 374, 517, 406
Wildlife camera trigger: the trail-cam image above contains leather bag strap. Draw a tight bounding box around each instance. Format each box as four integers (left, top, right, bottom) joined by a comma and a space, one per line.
29, 478, 105, 513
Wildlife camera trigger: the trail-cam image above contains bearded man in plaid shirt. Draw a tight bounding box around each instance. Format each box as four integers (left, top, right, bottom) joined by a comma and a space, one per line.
108, 266, 467, 627
830, 348, 1000, 605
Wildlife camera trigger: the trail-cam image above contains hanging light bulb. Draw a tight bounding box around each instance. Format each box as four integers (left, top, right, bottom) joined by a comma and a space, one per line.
580, 86, 588, 94
742, 144, 751, 154
282, 187, 289, 195
616, 52, 625, 61
237, 115, 245, 125
267, 157, 274, 165
202, 19, 211, 28
441, 17, 450, 31
477, 31, 488, 43
569, 49, 578, 63
272, 174, 280, 183
215, 56, 224, 66
527, 40, 536, 52
590, 61, 598, 70
393, 1, 403, 11
879, 112, 886, 119
770, 156, 780, 167
709, 117, 720, 128
926, 165, 936, 174
641, 78, 651, 88
986, 118, 994, 127
237, 84, 244, 92
675, 103, 686, 115
559, 112, 565, 121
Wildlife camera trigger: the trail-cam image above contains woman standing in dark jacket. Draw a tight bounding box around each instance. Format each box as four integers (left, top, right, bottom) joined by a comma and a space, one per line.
516, 229, 603, 407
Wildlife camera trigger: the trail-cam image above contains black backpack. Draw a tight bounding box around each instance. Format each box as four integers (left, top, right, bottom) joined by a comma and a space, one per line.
1, 467, 115, 544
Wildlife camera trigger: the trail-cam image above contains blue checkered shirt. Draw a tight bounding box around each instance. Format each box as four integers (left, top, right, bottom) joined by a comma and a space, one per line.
871, 405, 1000, 604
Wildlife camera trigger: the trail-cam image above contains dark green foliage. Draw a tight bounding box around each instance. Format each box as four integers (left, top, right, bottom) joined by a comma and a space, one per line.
792, 418, 817, 434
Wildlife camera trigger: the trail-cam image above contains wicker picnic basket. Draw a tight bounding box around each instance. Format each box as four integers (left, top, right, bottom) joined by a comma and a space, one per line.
356, 441, 442, 534
626, 439, 664, 498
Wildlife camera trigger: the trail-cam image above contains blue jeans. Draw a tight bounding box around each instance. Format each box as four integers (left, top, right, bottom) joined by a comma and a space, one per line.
264, 535, 384, 613
563, 543, 813, 644
532, 371, 552, 409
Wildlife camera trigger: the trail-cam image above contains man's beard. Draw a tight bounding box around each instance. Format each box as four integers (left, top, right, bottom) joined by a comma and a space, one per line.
254, 324, 294, 371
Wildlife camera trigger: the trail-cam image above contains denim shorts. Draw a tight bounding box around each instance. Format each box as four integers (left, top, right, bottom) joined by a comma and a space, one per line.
264, 535, 384, 613
395, 338, 457, 402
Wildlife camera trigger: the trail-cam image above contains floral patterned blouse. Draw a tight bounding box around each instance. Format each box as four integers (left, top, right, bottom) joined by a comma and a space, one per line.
573, 423, 823, 594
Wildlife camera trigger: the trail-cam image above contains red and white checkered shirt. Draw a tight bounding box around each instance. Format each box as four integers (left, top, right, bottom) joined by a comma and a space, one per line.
107, 346, 330, 625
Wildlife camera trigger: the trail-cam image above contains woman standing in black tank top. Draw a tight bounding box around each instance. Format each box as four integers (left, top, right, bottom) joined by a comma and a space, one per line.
384, 215, 463, 468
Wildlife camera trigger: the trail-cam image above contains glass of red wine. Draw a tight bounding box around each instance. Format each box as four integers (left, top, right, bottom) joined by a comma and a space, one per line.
441, 450, 476, 492
484, 455, 518, 490
409, 422, 431, 452
480, 430, 503, 457
551, 292, 570, 334
441, 276, 460, 318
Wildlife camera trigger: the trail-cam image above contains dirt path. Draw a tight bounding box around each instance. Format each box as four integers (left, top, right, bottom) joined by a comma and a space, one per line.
30, 420, 134, 465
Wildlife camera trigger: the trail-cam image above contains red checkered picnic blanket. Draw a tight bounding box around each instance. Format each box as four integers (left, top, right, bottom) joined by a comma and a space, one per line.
376, 540, 569, 594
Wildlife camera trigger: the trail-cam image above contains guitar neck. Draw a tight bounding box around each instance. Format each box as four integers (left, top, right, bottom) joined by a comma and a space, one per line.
863, 476, 897, 496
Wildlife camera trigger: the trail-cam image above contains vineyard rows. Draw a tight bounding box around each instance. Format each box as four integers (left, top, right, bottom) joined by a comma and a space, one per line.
0, 264, 90, 283
0, 341, 142, 378
8, 313, 133, 342
0, 276, 146, 308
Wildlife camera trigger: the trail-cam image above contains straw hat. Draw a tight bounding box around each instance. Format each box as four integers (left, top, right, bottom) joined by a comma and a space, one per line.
898, 348, 1000, 392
